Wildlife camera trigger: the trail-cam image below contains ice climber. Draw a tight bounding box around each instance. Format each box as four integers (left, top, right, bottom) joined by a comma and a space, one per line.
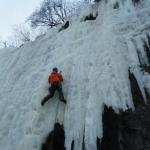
41, 67, 66, 106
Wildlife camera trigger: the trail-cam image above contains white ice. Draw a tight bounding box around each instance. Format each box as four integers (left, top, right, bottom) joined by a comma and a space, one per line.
0, 0, 150, 150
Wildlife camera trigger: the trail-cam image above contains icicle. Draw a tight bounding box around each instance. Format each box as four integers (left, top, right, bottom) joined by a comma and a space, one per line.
126, 38, 147, 102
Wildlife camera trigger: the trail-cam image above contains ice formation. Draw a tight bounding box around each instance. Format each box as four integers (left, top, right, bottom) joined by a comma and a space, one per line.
0, 0, 150, 150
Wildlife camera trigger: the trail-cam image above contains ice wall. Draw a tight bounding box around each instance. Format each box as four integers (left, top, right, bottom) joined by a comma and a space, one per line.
0, 0, 150, 150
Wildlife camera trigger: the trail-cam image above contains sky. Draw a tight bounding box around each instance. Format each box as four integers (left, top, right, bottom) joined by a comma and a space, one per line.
0, 0, 42, 40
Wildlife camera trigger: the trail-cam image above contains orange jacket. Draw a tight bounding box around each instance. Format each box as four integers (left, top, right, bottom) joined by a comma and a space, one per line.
48, 71, 63, 84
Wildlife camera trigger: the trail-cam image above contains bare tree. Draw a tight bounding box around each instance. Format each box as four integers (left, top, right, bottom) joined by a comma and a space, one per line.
28, 0, 75, 28
14, 25, 31, 43
0, 36, 8, 48
7, 24, 37, 47
0, 41, 9, 48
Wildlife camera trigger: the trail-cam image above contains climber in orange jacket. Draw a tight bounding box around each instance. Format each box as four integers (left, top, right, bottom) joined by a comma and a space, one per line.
41, 67, 66, 106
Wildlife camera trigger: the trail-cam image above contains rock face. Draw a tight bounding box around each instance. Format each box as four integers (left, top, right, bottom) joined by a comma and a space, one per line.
100, 106, 122, 150
42, 103, 150, 150
41, 123, 65, 150
100, 102, 150, 150
120, 103, 150, 150
100, 76, 150, 150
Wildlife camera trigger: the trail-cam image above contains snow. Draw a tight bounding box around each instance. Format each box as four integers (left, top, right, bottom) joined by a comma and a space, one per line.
1, 0, 150, 150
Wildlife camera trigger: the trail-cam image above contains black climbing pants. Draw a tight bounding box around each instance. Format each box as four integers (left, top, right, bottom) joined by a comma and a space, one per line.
42, 82, 65, 105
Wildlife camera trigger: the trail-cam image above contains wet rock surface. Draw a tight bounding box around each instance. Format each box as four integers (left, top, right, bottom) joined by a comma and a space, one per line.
100, 100, 150, 150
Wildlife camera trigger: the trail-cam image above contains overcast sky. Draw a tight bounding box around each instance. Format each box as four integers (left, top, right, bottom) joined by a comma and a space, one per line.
0, 0, 42, 40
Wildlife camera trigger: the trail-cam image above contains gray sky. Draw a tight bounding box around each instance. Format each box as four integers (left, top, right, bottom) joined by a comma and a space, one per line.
0, 0, 42, 40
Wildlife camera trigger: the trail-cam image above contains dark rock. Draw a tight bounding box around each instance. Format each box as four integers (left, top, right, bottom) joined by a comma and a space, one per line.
128, 69, 145, 107
113, 2, 119, 9
100, 100, 150, 150
97, 137, 101, 150
71, 140, 74, 150
100, 70, 150, 150
132, 0, 141, 6
84, 13, 97, 21
140, 65, 150, 73
144, 40, 150, 66
58, 21, 69, 32
41, 123, 65, 150
120, 102, 150, 150
100, 106, 122, 150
